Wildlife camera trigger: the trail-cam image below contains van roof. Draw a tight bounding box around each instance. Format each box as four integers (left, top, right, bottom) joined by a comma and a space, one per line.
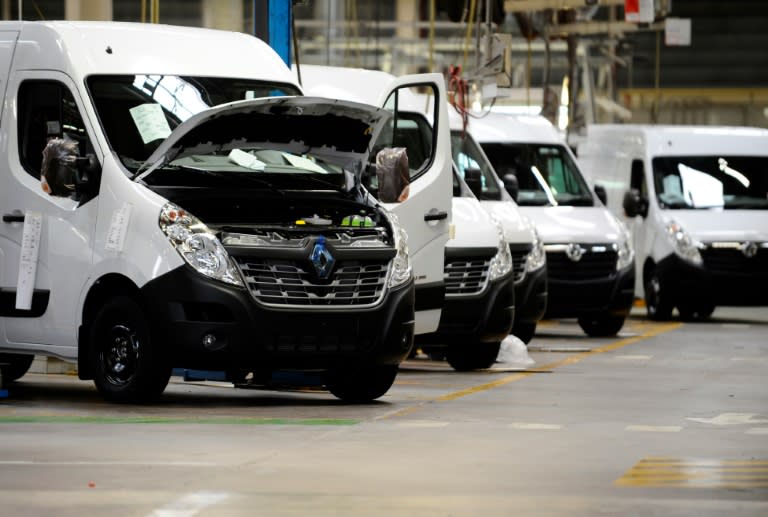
467, 111, 564, 144
3, 21, 296, 85
583, 124, 768, 157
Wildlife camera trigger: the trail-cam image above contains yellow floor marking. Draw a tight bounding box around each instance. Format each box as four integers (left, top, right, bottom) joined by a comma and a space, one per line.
616, 457, 768, 488
378, 321, 680, 419
438, 322, 680, 402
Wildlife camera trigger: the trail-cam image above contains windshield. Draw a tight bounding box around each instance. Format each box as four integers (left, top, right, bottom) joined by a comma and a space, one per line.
87, 75, 301, 173
480, 142, 594, 206
653, 155, 768, 210
451, 130, 502, 200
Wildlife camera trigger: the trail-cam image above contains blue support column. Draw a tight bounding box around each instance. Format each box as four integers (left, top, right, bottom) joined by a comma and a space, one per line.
253, 0, 292, 67
269, 0, 292, 67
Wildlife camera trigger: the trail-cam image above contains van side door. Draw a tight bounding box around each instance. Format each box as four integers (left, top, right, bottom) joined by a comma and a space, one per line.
0, 72, 101, 357
376, 74, 452, 334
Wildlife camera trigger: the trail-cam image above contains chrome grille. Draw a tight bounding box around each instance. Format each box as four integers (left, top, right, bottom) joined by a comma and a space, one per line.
545, 244, 618, 280
444, 256, 492, 296
236, 258, 389, 307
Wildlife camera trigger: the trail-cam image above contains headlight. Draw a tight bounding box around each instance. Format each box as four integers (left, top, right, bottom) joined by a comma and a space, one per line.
489, 217, 514, 282
664, 220, 703, 265
385, 211, 412, 288
159, 203, 243, 286
525, 229, 546, 273
614, 219, 635, 271
615, 238, 634, 271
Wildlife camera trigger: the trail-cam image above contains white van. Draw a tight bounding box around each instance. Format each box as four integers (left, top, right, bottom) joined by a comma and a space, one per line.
449, 111, 547, 344
0, 21, 453, 402
300, 65, 517, 369
470, 113, 636, 336
578, 124, 768, 320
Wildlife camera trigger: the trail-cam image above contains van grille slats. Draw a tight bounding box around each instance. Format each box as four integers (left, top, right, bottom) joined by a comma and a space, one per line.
236, 258, 389, 306
545, 246, 617, 280
444, 256, 492, 295
701, 247, 768, 274
509, 244, 533, 283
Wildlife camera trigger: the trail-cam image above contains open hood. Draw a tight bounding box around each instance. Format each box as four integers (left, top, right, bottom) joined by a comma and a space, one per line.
138, 96, 393, 182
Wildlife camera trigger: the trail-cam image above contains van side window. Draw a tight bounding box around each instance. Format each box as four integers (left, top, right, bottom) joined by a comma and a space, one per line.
17, 80, 93, 180
630, 159, 648, 198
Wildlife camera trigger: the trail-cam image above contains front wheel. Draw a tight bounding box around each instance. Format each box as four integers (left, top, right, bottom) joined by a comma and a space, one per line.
511, 322, 537, 344
0, 353, 34, 382
645, 271, 673, 321
89, 296, 171, 403
446, 341, 501, 371
326, 365, 399, 403
577, 315, 626, 337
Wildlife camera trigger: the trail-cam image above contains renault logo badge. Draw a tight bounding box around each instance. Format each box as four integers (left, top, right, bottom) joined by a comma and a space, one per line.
566, 243, 586, 262
310, 236, 335, 278
740, 241, 758, 258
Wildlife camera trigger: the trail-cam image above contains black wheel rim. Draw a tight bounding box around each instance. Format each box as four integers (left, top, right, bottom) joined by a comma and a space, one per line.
646, 276, 661, 316
101, 324, 140, 387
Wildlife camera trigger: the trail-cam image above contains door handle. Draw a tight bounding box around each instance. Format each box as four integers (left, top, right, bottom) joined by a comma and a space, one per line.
2, 213, 25, 223
423, 210, 448, 222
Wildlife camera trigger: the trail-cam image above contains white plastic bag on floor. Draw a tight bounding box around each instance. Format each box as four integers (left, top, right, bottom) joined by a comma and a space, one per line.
496, 335, 535, 366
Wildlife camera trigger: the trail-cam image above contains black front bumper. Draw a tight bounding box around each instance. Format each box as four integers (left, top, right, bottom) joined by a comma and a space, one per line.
139, 265, 415, 372
655, 254, 768, 307
514, 265, 548, 325
545, 265, 635, 319
417, 271, 515, 346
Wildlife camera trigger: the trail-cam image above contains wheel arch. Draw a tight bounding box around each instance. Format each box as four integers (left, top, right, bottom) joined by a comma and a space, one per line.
78, 273, 141, 380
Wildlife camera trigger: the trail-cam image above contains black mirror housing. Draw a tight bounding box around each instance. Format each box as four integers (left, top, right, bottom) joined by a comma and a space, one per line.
623, 188, 648, 218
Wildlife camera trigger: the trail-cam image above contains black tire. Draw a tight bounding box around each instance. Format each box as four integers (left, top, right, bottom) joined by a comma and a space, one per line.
644, 271, 673, 321
445, 341, 501, 371
326, 365, 399, 403
0, 353, 34, 382
511, 322, 537, 344
88, 296, 171, 403
577, 315, 626, 337
677, 302, 715, 322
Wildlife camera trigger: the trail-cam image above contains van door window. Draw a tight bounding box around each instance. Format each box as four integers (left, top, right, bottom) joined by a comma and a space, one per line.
630, 159, 648, 198
377, 85, 437, 182
18, 81, 94, 181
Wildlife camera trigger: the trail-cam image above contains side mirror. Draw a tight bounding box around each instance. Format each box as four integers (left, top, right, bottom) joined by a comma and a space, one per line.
622, 188, 648, 218
74, 154, 102, 199
502, 173, 519, 202
375, 147, 410, 203
594, 184, 607, 205
464, 167, 483, 197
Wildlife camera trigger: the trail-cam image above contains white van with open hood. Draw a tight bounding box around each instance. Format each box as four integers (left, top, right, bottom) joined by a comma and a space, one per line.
300, 65, 517, 370
0, 21, 452, 402
471, 113, 635, 337
578, 124, 768, 320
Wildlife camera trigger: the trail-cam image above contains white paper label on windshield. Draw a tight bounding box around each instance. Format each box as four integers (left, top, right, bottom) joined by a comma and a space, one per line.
105, 203, 132, 252
282, 152, 328, 174
129, 103, 172, 144
15, 211, 42, 310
